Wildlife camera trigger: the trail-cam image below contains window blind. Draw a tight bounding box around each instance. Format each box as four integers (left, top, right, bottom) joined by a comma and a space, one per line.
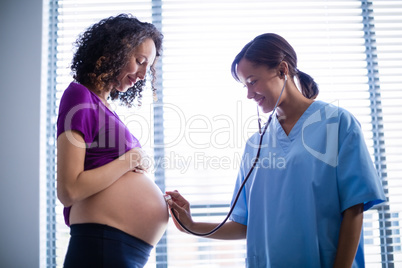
371, 0, 402, 265
159, 0, 386, 266
45, 0, 402, 267
44, 1, 59, 267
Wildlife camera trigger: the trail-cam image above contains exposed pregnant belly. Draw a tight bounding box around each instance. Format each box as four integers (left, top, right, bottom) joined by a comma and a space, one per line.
69, 172, 169, 245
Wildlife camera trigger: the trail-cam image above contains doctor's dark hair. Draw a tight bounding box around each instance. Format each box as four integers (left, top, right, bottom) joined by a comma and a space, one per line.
231, 33, 319, 99
71, 14, 163, 106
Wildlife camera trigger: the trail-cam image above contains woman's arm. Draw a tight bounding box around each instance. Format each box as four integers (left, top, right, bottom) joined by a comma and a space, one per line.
165, 190, 247, 240
57, 130, 148, 207
333, 203, 364, 268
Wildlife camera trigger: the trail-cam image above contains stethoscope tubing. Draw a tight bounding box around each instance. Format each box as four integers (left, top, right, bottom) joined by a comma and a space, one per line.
171, 75, 287, 236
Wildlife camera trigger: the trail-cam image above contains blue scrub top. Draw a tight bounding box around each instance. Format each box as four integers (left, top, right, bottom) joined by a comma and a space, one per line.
230, 101, 386, 268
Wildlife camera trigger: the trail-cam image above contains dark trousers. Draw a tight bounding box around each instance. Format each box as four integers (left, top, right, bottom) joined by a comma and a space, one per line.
64, 223, 153, 268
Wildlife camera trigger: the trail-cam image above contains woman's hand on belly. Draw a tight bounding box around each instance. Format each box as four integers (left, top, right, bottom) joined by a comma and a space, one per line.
69, 171, 169, 245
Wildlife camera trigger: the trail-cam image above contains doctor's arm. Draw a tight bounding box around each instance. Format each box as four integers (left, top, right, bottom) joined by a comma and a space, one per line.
333, 203, 364, 268
165, 190, 247, 240
57, 130, 148, 207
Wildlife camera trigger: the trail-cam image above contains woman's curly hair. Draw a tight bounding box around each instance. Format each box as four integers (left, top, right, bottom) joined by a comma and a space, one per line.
71, 14, 163, 107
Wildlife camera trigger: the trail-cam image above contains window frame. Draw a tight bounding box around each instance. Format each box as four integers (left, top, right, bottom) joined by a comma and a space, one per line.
44, 0, 401, 267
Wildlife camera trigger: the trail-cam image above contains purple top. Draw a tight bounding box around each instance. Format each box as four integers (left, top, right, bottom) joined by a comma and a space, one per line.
57, 82, 141, 226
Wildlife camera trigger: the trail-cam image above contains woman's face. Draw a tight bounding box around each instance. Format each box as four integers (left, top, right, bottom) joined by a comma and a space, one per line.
236, 58, 284, 113
114, 38, 157, 92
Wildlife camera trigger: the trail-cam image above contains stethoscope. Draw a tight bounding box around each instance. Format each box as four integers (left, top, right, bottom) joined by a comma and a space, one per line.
170, 74, 288, 236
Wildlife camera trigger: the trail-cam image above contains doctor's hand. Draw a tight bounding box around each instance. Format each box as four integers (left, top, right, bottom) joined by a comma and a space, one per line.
165, 190, 194, 233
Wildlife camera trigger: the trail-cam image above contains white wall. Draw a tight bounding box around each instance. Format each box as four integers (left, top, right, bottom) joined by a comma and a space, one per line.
0, 0, 43, 267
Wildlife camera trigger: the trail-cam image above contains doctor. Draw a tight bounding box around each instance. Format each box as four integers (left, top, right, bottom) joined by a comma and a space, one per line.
166, 33, 386, 267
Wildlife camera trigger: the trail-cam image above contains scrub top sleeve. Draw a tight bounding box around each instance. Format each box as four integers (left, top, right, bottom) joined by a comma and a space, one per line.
336, 115, 386, 212
229, 148, 250, 226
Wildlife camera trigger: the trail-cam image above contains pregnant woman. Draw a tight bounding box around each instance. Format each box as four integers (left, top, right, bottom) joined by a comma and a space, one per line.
56, 14, 168, 267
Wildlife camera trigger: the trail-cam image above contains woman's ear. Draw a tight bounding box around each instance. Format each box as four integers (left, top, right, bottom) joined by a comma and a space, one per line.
278, 61, 289, 78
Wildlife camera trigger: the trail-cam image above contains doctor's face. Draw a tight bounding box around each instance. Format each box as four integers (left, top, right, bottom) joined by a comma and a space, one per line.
236, 58, 284, 113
